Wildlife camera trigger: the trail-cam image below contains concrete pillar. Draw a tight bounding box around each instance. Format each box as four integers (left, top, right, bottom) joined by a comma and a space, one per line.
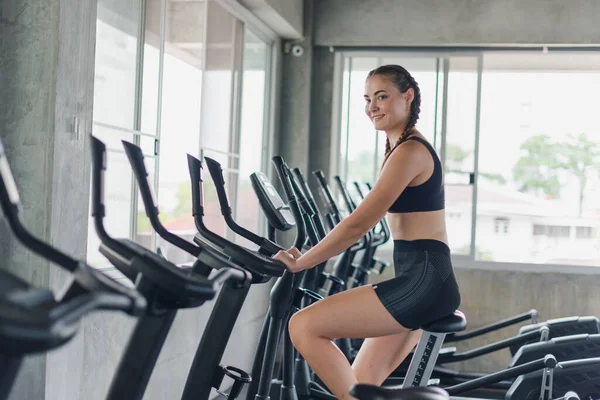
0, 0, 97, 398
276, 0, 312, 176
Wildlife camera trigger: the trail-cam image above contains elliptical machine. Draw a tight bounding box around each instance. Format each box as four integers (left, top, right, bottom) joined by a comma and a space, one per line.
0, 137, 147, 399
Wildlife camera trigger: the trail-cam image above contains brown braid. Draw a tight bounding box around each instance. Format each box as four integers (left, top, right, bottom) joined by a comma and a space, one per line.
369, 65, 422, 168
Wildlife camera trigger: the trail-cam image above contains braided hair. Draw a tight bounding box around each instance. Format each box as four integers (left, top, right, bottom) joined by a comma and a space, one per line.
367, 65, 422, 167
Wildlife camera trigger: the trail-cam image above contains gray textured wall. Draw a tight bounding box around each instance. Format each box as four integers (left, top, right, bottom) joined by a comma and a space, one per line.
0, 1, 271, 399
239, 0, 303, 39
276, 0, 313, 176
313, 0, 600, 47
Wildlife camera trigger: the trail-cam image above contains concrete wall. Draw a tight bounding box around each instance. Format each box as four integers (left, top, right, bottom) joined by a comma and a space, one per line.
313, 0, 600, 47
0, 1, 271, 399
239, 0, 303, 39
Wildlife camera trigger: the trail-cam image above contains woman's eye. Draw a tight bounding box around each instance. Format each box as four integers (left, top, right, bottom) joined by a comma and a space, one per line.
378, 95, 387, 100
365, 99, 371, 103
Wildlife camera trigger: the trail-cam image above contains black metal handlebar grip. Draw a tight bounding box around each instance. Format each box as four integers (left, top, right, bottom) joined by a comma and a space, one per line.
187, 154, 204, 217
123, 141, 203, 258
203, 156, 232, 216
289, 171, 315, 215
446, 354, 557, 396
90, 136, 107, 218
271, 156, 306, 250
313, 170, 341, 217
291, 168, 318, 212
334, 176, 355, 212
0, 137, 77, 271
122, 141, 159, 220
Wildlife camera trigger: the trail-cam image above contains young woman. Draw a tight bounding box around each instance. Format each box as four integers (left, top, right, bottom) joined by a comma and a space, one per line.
273, 65, 462, 400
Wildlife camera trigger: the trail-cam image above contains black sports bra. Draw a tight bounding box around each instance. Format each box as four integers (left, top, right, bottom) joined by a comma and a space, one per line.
387, 136, 445, 213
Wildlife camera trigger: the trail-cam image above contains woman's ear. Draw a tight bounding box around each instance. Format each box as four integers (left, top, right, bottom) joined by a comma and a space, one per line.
404, 87, 415, 105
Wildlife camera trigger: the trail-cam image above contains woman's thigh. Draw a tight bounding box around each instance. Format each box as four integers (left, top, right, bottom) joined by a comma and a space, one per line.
289, 285, 411, 341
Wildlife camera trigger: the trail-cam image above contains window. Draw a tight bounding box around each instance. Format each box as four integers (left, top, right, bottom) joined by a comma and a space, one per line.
576, 226, 593, 239
494, 217, 509, 235
476, 52, 600, 265
88, 0, 144, 270
235, 27, 271, 248
88, 0, 275, 268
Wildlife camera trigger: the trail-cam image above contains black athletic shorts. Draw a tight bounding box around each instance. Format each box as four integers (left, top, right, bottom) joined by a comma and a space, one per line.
373, 239, 461, 330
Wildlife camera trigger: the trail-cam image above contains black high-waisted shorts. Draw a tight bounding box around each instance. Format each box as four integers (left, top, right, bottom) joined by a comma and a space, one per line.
373, 239, 461, 330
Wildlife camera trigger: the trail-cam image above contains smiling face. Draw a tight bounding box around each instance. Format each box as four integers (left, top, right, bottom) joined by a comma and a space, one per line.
364, 74, 414, 134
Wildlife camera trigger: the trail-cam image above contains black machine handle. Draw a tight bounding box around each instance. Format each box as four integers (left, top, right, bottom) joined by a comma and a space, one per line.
334, 176, 357, 213
0, 139, 78, 272
446, 309, 539, 343
271, 157, 306, 250
122, 141, 251, 281
203, 156, 282, 255
334, 176, 371, 251
187, 154, 204, 217
441, 326, 549, 363
445, 354, 557, 396
0, 137, 147, 316
292, 168, 327, 241
91, 136, 244, 299
292, 168, 319, 213
186, 154, 285, 277
353, 181, 390, 244
122, 141, 198, 257
313, 170, 341, 219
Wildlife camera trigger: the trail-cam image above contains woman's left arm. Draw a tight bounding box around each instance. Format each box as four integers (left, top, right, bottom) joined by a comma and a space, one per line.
283, 141, 428, 272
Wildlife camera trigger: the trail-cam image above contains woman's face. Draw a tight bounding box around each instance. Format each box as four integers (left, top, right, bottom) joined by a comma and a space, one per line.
364, 74, 413, 133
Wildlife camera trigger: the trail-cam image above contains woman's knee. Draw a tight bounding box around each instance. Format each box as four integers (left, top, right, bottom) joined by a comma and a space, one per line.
288, 310, 310, 347
289, 308, 327, 347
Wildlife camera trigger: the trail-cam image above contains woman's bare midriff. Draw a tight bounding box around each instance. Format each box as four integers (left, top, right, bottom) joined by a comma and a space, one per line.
386, 209, 448, 245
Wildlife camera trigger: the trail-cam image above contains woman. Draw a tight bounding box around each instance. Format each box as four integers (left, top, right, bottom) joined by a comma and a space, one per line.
273, 65, 461, 400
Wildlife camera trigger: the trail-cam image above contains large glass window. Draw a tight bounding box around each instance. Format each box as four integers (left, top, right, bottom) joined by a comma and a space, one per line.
88, 0, 143, 269
89, 0, 275, 268
235, 28, 270, 248
475, 53, 600, 266
154, 0, 205, 265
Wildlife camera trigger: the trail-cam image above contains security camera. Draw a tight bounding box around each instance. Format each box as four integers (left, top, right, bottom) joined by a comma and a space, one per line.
291, 44, 304, 57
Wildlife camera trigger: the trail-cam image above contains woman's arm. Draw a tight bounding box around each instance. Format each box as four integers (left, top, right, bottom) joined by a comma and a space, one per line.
276, 140, 430, 272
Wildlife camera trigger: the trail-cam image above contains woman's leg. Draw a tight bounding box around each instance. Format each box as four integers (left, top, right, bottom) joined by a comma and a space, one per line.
352, 330, 422, 385
288, 285, 411, 400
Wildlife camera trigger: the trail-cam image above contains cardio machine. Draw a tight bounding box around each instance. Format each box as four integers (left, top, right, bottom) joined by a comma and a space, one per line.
121, 139, 287, 400
0, 137, 146, 399
89, 136, 250, 400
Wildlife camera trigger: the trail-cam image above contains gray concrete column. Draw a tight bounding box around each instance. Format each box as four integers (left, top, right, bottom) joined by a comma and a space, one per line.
276, 0, 312, 175
0, 0, 97, 398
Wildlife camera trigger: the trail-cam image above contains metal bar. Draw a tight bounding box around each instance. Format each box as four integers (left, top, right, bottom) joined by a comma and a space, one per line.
439, 58, 449, 183
181, 281, 251, 400
446, 309, 537, 342
92, 121, 158, 139
200, 146, 241, 158
470, 54, 483, 260
106, 309, 177, 400
402, 331, 446, 387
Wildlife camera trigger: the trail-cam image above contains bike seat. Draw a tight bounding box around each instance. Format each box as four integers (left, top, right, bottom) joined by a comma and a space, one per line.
350, 385, 449, 400
422, 310, 467, 334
